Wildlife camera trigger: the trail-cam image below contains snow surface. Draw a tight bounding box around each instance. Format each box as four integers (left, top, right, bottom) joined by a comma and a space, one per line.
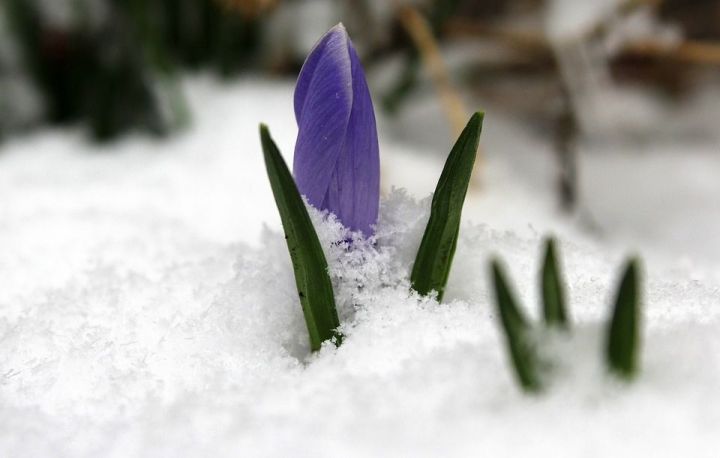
545, 0, 623, 40
1, 78, 720, 457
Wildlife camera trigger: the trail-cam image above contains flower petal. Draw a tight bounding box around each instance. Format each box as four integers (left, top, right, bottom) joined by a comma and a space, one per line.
294, 24, 344, 123
292, 25, 353, 208
323, 38, 380, 235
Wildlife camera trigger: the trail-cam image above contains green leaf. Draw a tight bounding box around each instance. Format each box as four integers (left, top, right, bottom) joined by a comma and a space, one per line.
411, 112, 484, 302
259, 124, 342, 351
490, 259, 543, 393
541, 237, 569, 328
606, 258, 641, 379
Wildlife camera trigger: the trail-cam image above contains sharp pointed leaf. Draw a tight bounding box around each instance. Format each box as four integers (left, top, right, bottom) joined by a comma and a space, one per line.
260, 124, 342, 351
491, 259, 543, 393
411, 112, 483, 302
606, 258, 641, 378
541, 237, 569, 328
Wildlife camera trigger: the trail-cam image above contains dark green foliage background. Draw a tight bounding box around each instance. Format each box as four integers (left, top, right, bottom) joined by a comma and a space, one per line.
3, 0, 261, 141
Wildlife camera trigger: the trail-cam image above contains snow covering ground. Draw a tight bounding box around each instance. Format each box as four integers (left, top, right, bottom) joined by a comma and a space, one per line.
1, 78, 720, 457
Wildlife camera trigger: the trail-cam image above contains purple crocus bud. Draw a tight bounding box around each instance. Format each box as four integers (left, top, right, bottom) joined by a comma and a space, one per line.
293, 24, 380, 237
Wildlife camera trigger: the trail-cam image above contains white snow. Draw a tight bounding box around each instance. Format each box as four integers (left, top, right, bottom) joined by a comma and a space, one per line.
1, 77, 720, 457
545, 0, 623, 41
544, 0, 683, 138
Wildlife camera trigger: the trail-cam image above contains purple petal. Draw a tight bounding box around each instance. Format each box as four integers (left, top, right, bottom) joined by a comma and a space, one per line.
293, 25, 353, 209
294, 26, 342, 123
293, 24, 380, 236
323, 38, 380, 236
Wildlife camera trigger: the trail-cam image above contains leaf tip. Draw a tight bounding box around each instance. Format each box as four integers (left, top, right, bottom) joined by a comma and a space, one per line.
543, 235, 557, 254
259, 123, 270, 139
541, 235, 569, 328
489, 257, 542, 393
606, 256, 643, 379
468, 111, 484, 132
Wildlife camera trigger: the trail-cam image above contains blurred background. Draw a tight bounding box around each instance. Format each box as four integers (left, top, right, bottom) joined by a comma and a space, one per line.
2, 0, 720, 262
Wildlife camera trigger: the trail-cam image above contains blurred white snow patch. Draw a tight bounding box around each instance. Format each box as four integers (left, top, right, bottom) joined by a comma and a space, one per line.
545, 0, 623, 40
602, 8, 681, 55
580, 142, 720, 264
545, 0, 681, 138
264, 0, 339, 64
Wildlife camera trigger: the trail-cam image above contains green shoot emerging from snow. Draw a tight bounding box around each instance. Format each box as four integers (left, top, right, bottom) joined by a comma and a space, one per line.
259, 124, 342, 351
541, 237, 569, 328
411, 112, 483, 302
606, 258, 641, 379
490, 237, 643, 393
491, 260, 543, 393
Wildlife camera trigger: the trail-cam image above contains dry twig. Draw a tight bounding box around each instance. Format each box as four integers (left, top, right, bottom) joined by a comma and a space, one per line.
397, 6, 468, 137
395, 4, 484, 185
445, 19, 720, 67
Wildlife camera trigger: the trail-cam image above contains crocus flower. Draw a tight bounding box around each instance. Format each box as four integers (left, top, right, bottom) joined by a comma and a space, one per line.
293, 24, 380, 237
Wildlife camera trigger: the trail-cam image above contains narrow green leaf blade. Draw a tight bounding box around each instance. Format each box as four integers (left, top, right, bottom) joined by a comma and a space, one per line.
541, 237, 569, 328
606, 258, 641, 378
411, 112, 484, 302
259, 124, 341, 351
491, 259, 543, 393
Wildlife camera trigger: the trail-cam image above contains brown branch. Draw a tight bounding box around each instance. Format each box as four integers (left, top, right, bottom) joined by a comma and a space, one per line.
623, 39, 720, 65
445, 22, 550, 55
395, 5, 484, 187
445, 19, 720, 67
396, 5, 469, 137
